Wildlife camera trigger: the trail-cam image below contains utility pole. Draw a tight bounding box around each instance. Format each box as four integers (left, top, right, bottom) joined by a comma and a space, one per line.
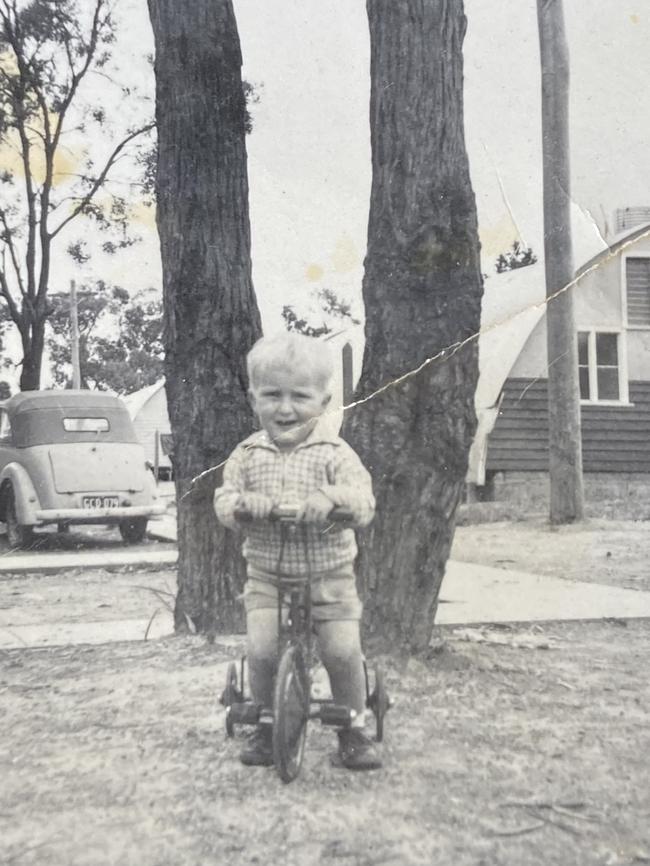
537, 0, 584, 523
70, 279, 81, 389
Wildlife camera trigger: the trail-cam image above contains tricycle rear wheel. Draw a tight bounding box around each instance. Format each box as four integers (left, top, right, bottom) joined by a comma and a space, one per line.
222, 661, 240, 737
368, 666, 390, 742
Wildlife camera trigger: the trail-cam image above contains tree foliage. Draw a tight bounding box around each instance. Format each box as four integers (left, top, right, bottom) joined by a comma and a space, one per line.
47, 283, 163, 393
281, 287, 360, 337
495, 240, 538, 273
0, 0, 154, 390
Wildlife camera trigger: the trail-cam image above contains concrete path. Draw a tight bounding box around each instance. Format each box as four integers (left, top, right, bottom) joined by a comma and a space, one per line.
0, 612, 174, 649
438, 561, 650, 624
3, 553, 650, 650
0, 546, 177, 574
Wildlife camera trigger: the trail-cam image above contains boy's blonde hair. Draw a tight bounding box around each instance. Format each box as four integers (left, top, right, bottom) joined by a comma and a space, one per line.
247, 332, 333, 391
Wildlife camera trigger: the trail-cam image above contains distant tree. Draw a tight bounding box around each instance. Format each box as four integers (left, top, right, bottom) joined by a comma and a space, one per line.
47, 284, 163, 393
281, 288, 360, 337
0, 0, 154, 390
495, 240, 538, 273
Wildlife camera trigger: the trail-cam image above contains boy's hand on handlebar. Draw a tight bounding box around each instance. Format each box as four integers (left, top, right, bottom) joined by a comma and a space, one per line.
295, 491, 335, 525
237, 492, 274, 521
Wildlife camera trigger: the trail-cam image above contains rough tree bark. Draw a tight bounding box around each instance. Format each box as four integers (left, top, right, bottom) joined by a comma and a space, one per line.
148, 0, 262, 633
344, 0, 483, 653
537, 0, 584, 523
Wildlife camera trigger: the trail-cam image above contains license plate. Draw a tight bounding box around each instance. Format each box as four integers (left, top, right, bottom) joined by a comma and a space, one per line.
82, 496, 119, 509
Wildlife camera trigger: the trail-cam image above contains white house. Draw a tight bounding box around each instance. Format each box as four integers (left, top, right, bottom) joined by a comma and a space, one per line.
122, 379, 173, 479
469, 212, 650, 503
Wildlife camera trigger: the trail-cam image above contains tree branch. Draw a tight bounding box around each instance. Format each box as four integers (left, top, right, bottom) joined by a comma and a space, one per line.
2, 4, 39, 299
52, 0, 106, 152
0, 207, 26, 297
32, 86, 54, 305
48, 122, 155, 243
0, 264, 24, 330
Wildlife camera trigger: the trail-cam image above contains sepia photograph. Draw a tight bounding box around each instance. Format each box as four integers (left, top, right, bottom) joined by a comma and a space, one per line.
1, 1, 649, 864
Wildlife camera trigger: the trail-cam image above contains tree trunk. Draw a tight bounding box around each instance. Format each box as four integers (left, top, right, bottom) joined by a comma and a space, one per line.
344, 0, 483, 653
537, 0, 584, 524
148, 0, 262, 634
19, 320, 45, 391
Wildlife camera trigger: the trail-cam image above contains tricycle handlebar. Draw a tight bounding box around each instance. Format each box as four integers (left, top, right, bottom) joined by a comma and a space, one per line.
234, 504, 354, 524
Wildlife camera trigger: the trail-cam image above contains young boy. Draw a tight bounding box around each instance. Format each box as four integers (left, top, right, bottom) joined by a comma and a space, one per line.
214, 332, 381, 771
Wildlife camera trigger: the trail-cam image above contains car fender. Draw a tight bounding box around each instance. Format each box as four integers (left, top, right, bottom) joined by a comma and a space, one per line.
0, 463, 41, 524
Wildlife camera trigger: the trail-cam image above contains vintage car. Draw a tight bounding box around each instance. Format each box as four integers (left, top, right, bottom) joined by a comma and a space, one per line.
0, 390, 166, 549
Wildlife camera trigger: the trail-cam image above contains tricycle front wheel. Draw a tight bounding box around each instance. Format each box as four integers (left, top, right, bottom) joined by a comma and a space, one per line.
272, 644, 309, 783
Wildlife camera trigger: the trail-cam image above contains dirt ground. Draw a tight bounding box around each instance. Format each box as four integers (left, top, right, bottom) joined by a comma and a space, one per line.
451, 518, 650, 591
1, 519, 649, 866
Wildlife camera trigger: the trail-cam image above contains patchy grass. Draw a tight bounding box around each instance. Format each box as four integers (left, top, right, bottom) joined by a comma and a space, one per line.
2, 517, 650, 865
2, 621, 650, 866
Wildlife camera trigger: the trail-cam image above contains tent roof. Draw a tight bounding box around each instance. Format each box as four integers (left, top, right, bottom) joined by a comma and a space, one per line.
122, 379, 166, 419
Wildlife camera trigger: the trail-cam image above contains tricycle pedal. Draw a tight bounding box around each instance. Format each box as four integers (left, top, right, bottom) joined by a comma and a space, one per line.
227, 701, 262, 725
318, 703, 357, 727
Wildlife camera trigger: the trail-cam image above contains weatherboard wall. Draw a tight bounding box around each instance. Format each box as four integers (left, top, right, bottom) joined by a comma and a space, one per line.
485, 378, 650, 473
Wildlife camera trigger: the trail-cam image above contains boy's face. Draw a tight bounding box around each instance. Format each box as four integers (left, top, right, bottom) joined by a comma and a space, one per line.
249, 364, 331, 449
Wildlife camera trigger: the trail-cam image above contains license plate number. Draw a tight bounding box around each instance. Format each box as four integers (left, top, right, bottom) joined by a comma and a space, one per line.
83, 496, 119, 509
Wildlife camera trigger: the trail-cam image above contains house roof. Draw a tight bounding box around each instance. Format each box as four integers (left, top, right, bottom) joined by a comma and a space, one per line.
474, 261, 547, 412
576, 221, 650, 278
122, 379, 166, 419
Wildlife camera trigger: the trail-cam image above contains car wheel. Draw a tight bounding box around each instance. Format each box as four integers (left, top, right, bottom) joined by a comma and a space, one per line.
119, 517, 148, 544
5, 486, 34, 550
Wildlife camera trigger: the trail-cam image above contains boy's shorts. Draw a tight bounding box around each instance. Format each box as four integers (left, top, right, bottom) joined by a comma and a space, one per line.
244, 564, 362, 622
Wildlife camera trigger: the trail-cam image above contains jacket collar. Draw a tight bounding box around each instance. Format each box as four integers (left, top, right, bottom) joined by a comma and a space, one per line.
243, 419, 341, 453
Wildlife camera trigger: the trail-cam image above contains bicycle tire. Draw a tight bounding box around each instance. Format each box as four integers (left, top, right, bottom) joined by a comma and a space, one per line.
272, 645, 309, 782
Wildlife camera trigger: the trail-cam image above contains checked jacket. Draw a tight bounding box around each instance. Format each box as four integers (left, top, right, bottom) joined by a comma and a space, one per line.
213, 425, 375, 577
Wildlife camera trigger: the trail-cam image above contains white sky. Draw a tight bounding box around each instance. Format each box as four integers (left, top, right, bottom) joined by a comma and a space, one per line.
4, 0, 650, 366
115, 0, 650, 329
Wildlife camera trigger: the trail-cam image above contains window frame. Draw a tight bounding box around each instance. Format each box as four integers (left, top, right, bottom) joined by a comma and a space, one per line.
622, 252, 650, 330
62, 416, 111, 434
577, 327, 631, 406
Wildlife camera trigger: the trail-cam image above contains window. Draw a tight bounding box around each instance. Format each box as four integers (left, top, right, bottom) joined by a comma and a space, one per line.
625, 257, 650, 327
577, 330, 628, 403
62, 417, 110, 433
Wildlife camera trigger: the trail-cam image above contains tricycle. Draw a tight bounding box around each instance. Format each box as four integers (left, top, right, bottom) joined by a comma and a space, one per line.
220, 505, 390, 782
